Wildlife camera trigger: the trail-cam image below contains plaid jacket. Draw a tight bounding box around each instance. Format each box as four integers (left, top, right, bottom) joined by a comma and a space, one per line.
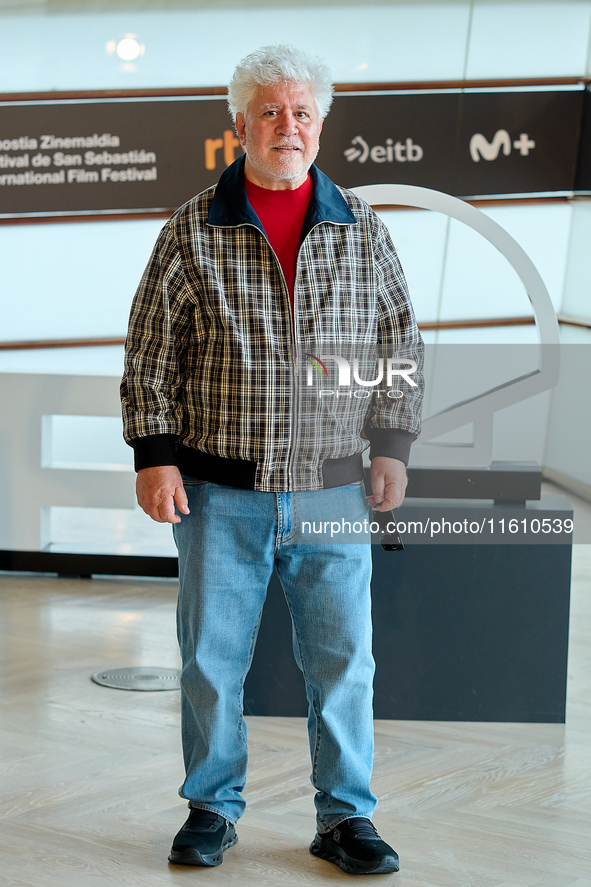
121, 156, 424, 492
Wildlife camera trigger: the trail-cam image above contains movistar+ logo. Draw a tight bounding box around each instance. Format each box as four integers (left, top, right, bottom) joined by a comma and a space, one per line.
470, 129, 535, 162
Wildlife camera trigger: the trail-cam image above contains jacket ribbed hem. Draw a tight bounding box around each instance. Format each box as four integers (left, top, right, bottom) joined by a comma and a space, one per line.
177, 445, 364, 491
367, 427, 417, 466
131, 433, 177, 471
130, 436, 365, 491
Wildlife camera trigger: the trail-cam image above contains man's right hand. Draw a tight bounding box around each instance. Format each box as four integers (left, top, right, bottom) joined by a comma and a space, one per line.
136, 465, 190, 524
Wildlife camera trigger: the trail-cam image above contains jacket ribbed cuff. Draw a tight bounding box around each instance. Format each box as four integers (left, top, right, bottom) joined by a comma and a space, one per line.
129, 434, 178, 472
367, 428, 417, 466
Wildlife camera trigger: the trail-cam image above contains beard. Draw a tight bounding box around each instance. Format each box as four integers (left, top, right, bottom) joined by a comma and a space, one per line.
244, 136, 320, 186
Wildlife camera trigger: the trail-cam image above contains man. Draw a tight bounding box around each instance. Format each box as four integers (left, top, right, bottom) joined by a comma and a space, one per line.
121, 44, 423, 875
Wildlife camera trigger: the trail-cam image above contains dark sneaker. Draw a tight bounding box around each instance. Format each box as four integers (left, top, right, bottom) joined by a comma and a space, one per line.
310, 817, 399, 875
168, 807, 237, 866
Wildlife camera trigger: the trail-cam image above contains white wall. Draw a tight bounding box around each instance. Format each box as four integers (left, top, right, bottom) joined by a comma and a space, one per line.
2, 0, 590, 349
0, 219, 163, 342
380, 203, 572, 326
541, 201, 591, 490
1, 1, 591, 92
2, 0, 588, 348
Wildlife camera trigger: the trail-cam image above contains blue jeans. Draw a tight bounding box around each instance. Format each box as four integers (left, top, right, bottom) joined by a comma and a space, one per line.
172, 479, 376, 832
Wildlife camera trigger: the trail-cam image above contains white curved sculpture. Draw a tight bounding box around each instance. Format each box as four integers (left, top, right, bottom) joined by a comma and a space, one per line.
353, 183, 560, 467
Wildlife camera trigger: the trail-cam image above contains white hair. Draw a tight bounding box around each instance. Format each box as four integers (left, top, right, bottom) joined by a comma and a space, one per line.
227, 44, 333, 122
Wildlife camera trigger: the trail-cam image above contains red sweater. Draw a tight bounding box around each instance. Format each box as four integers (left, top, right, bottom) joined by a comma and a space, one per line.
245, 174, 313, 307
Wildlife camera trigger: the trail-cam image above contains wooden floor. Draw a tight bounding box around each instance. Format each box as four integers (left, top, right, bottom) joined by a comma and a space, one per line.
1, 543, 590, 885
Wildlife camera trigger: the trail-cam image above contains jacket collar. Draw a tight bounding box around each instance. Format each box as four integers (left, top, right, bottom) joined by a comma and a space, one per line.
207, 154, 357, 237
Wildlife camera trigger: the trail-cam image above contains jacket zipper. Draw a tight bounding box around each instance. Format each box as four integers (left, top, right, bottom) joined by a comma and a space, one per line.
226, 222, 298, 490
289, 220, 352, 490
216, 219, 351, 491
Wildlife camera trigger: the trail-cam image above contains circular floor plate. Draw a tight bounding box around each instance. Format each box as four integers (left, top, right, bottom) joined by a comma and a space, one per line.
91, 666, 181, 691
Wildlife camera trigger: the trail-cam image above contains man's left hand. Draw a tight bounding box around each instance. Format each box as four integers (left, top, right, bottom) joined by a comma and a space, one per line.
368, 456, 407, 511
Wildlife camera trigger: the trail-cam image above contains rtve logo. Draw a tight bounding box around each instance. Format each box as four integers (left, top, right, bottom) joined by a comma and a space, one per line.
204, 130, 241, 170
344, 135, 423, 164
470, 129, 536, 162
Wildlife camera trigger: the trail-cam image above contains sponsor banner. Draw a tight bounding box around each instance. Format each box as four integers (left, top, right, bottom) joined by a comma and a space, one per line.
322, 89, 583, 197
0, 97, 233, 217
574, 86, 591, 193
0, 87, 585, 218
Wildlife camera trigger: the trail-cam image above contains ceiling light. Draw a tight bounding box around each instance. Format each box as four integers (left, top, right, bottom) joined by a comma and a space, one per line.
106, 34, 145, 62
117, 36, 141, 61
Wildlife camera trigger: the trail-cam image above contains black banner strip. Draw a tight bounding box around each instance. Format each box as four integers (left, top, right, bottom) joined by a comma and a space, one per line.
0, 85, 586, 220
